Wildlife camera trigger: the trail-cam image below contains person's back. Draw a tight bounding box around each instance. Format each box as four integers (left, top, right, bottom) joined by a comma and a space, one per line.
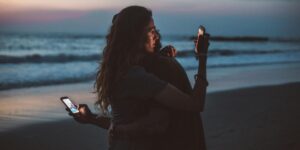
142, 53, 206, 150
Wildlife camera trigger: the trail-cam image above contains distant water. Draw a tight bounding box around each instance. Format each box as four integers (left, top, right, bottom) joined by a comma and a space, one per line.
1, 33, 300, 90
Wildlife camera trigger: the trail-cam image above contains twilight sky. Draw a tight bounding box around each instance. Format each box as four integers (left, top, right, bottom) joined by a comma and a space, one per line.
1, 0, 299, 37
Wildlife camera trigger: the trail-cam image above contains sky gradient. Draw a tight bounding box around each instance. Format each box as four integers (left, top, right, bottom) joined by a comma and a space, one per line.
1, 0, 300, 37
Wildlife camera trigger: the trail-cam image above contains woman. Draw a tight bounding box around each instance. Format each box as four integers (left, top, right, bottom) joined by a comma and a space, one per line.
94, 5, 209, 150
67, 6, 208, 149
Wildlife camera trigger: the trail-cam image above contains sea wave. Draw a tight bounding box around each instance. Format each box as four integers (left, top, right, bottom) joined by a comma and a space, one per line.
0, 44, 97, 51
0, 54, 102, 64
0, 74, 95, 91
3, 32, 300, 43
160, 35, 269, 42
176, 49, 299, 57
1, 60, 300, 91
184, 60, 300, 70
1, 48, 298, 64
0, 32, 104, 39
165, 35, 300, 43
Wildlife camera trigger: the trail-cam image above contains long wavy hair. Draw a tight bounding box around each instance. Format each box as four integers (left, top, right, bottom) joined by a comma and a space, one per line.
95, 6, 153, 114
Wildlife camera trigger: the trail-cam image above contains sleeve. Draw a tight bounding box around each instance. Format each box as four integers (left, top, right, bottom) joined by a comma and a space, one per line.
114, 106, 169, 138
116, 66, 168, 100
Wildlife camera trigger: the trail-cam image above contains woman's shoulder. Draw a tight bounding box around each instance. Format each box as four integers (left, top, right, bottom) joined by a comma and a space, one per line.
115, 65, 168, 100
119, 66, 150, 86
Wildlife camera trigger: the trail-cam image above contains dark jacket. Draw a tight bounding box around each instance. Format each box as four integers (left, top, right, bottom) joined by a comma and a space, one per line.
142, 53, 206, 150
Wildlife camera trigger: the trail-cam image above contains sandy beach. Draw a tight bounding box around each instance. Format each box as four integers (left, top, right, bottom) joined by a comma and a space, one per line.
1, 83, 299, 150
0, 63, 300, 150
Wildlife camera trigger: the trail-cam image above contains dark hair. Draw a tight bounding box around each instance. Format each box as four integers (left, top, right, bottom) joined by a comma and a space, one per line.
95, 6, 153, 113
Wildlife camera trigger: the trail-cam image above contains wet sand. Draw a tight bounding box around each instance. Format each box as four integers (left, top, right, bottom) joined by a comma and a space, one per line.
0, 63, 300, 150
203, 83, 300, 150
0, 83, 299, 150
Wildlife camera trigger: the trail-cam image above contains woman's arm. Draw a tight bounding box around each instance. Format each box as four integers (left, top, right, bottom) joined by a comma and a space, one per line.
154, 33, 209, 112
112, 106, 169, 138
67, 104, 111, 129
88, 114, 111, 129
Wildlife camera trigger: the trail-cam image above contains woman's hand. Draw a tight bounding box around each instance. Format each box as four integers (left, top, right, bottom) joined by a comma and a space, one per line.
160, 45, 177, 57
66, 104, 95, 124
195, 33, 210, 56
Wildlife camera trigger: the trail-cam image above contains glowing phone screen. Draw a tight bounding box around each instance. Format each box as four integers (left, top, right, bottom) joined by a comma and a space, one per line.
62, 98, 79, 114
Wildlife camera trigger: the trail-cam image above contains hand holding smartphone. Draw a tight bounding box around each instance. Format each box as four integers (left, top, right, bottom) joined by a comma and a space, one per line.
60, 96, 79, 114
195, 25, 209, 55
198, 25, 205, 36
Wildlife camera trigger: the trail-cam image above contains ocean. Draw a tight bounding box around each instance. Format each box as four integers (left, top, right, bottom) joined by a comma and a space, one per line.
1, 33, 300, 90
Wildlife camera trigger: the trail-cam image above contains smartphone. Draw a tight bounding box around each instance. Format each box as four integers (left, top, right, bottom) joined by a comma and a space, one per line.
198, 25, 206, 36
60, 96, 79, 114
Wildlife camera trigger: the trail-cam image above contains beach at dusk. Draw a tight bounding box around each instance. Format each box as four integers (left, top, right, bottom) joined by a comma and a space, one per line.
1, 62, 300, 150
1, 0, 300, 150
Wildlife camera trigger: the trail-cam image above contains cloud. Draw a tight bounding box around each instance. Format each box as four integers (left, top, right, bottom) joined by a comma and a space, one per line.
1, 0, 299, 36
0, 9, 90, 25
0, 9, 116, 34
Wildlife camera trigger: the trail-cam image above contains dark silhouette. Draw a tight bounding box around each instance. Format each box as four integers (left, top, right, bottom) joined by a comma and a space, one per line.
66, 5, 209, 150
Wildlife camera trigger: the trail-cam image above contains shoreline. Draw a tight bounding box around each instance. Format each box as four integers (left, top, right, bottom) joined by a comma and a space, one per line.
189, 62, 300, 93
1, 62, 300, 132
0, 62, 300, 150
1, 82, 299, 150
1, 61, 300, 93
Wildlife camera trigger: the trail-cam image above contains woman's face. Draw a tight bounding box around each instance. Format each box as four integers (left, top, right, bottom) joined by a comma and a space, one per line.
144, 19, 159, 53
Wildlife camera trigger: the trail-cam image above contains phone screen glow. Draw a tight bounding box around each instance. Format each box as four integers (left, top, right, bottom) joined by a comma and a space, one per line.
198, 28, 204, 35
63, 98, 79, 113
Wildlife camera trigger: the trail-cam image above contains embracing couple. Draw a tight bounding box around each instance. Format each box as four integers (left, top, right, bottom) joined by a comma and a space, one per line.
66, 5, 210, 150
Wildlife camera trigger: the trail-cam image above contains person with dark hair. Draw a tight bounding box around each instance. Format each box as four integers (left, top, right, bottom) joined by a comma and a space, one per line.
66, 5, 209, 150
140, 31, 206, 150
